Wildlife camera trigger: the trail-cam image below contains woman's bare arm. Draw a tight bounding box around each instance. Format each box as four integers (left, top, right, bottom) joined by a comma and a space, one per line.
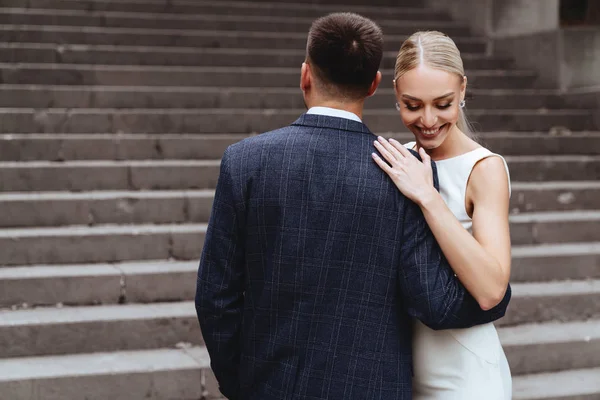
372, 138, 511, 310
418, 156, 511, 310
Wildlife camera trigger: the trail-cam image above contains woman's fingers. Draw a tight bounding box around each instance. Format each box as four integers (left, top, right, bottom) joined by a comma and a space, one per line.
371, 152, 395, 176
388, 138, 413, 159
373, 140, 399, 166
419, 147, 431, 164
377, 136, 404, 161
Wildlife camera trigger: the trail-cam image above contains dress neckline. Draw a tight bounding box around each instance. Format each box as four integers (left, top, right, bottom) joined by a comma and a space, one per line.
433, 147, 486, 163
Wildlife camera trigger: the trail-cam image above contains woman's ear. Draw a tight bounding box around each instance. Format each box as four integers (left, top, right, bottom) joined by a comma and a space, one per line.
460, 75, 468, 101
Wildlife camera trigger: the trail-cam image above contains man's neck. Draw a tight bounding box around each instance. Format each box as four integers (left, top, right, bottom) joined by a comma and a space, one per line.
307, 100, 365, 120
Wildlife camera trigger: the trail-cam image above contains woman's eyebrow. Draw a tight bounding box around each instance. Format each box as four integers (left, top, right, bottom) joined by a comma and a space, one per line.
401, 92, 455, 101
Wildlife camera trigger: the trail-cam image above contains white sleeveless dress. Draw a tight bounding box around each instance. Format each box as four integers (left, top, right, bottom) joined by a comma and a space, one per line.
404, 142, 513, 400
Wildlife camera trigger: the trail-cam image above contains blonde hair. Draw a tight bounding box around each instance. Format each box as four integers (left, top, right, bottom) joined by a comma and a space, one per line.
394, 31, 472, 135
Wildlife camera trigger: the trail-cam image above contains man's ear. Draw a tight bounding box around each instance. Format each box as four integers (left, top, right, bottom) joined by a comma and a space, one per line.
367, 71, 382, 97
300, 62, 311, 93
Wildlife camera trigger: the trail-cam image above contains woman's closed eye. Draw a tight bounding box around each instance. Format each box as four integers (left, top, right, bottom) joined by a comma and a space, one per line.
403, 103, 453, 111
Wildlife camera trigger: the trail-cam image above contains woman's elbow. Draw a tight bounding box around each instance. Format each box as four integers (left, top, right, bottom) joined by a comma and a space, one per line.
478, 285, 508, 311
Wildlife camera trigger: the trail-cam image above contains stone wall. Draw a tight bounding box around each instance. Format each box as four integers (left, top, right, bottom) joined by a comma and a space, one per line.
426, 0, 600, 91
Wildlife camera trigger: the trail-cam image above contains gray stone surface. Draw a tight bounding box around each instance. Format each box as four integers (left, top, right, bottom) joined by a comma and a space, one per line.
500, 279, 600, 326
0, 265, 122, 307
505, 156, 600, 182
0, 347, 210, 400
494, 31, 562, 89
2, 133, 599, 162
3, 25, 482, 53
562, 28, 600, 89
509, 211, 600, 245
0, 160, 220, 191
0, 108, 596, 134
500, 319, 600, 375
0, 301, 201, 357
0, 224, 206, 265
0, 9, 468, 35
0, 85, 577, 110
511, 242, 600, 282
0, 191, 214, 227
491, 0, 559, 37
0, 0, 435, 19
0, 64, 539, 88
0, 43, 510, 70
513, 367, 600, 400
0, 260, 198, 306
119, 261, 197, 303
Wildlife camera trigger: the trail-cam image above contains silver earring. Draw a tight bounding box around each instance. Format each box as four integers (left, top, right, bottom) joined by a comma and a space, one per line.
395, 102, 401, 111
459, 100, 466, 108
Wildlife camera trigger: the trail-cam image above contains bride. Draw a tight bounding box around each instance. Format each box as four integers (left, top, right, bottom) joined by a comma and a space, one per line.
372, 31, 512, 399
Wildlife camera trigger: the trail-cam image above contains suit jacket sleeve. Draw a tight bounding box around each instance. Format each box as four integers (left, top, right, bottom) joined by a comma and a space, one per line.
397, 157, 511, 330
195, 147, 244, 399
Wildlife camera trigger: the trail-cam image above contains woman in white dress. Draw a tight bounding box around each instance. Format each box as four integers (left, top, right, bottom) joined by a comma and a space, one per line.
371, 31, 512, 399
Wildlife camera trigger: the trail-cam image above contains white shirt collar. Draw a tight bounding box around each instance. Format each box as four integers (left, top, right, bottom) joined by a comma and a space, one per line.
306, 106, 362, 123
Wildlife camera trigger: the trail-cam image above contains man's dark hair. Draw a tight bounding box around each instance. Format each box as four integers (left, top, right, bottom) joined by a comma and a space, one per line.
306, 13, 384, 100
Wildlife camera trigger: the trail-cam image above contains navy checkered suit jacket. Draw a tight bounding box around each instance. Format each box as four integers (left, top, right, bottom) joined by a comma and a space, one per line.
196, 114, 511, 400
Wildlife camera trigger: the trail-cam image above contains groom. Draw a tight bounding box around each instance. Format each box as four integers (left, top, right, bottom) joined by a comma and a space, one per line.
196, 12, 510, 400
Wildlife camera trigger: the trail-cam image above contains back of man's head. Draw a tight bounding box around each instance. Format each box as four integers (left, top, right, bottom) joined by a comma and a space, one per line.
306, 13, 384, 101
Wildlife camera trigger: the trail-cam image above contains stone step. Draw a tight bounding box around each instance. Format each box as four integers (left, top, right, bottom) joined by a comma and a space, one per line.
1, 185, 600, 230
0, 350, 597, 400
0, 223, 206, 266
1, 212, 599, 265
0, 85, 572, 110
0, 347, 216, 400
0, 160, 221, 192
500, 319, 600, 376
0, 108, 594, 134
0, 289, 597, 370
1, 238, 599, 306
0, 8, 468, 36
0, 64, 538, 88
511, 181, 600, 213
0, 190, 215, 227
0, 301, 202, 358
504, 155, 600, 181
511, 242, 600, 283
509, 211, 600, 245
0, 25, 482, 53
499, 279, 600, 327
0, 159, 212, 191
0, 260, 197, 307
0, 43, 506, 70
1, 156, 599, 194
513, 368, 600, 400
480, 133, 600, 156
0, 0, 437, 20
0, 133, 244, 162
221, 0, 417, 4
3, 133, 599, 163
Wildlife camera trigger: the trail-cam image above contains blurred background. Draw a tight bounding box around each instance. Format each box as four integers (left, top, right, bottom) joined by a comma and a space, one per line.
0, 0, 598, 399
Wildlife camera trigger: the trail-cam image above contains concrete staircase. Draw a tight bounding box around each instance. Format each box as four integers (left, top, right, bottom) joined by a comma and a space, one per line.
0, 0, 598, 399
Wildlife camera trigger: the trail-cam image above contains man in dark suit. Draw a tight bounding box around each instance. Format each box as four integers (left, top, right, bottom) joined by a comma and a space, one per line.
196, 12, 510, 400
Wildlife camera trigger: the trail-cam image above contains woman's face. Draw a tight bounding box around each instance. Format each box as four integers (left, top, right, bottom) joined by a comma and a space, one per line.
395, 65, 466, 150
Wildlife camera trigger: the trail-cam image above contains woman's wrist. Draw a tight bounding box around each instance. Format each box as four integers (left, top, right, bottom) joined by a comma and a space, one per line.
416, 187, 442, 210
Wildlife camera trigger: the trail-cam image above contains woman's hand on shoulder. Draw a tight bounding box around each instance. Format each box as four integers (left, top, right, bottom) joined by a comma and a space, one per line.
372, 136, 437, 205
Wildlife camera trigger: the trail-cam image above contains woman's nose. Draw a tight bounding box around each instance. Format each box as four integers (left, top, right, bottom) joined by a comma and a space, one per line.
420, 109, 438, 128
